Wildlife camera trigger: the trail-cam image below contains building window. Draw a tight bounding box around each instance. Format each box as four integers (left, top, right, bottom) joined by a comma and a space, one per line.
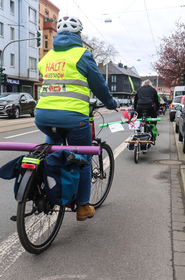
10, 0, 14, 15
44, 35, 48, 49
29, 7, 36, 23
10, 27, 14, 40
111, 75, 117, 91
45, 11, 49, 20
0, 22, 3, 37
10, 53, 15, 67
111, 84, 116, 92
111, 75, 116, 83
29, 57, 37, 71
0, 0, 3, 9
29, 32, 35, 47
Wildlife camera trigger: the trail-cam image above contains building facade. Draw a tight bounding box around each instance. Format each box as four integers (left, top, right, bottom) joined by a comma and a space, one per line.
98, 61, 141, 99
35, 0, 60, 100
0, 0, 39, 95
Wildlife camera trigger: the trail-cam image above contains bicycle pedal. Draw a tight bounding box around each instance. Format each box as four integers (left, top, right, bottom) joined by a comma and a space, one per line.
10, 215, 17, 222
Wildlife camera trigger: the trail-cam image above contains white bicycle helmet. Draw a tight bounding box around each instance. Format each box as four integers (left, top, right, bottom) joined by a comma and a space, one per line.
57, 16, 83, 33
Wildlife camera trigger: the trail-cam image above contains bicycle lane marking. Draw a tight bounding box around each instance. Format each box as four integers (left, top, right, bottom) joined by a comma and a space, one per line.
39, 275, 88, 280
0, 232, 24, 278
5, 129, 39, 139
113, 139, 128, 160
0, 139, 129, 278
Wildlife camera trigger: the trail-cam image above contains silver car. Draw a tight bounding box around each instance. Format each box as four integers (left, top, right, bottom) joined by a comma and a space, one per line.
175, 104, 183, 133
169, 96, 184, 122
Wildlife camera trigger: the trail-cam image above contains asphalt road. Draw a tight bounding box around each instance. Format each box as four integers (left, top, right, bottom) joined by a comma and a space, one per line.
0, 111, 183, 280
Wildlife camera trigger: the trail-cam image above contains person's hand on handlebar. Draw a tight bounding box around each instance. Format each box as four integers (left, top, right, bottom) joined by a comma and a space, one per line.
114, 102, 120, 111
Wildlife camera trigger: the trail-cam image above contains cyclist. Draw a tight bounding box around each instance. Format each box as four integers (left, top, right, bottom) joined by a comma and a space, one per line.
134, 79, 159, 140
134, 79, 159, 118
35, 16, 118, 222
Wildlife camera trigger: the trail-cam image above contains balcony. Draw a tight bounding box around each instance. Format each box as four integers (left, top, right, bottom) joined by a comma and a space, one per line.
44, 18, 57, 32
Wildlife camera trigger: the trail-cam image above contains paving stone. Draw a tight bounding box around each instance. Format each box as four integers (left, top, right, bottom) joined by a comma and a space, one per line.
173, 231, 185, 241
172, 188, 183, 194
174, 265, 185, 280
172, 214, 185, 223
173, 240, 185, 252
172, 197, 183, 204
172, 221, 185, 231
174, 252, 185, 265
172, 201, 184, 209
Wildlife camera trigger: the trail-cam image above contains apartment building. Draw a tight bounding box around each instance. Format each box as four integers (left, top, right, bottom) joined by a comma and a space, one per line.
36, 0, 60, 99
0, 0, 39, 95
0, 0, 94, 98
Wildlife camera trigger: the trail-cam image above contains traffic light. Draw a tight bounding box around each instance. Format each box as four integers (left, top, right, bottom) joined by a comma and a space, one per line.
36, 30, 42, 48
181, 68, 185, 85
0, 67, 7, 85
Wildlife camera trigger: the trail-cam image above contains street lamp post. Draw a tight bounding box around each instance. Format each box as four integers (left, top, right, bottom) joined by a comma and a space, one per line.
106, 63, 108, 84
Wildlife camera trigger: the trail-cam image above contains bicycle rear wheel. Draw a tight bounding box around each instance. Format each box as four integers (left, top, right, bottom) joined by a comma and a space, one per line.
17, 170, 65, 254
90, 142, 114, 208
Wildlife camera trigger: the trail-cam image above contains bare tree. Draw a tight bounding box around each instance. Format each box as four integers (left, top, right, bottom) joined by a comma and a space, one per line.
152, 21, 185, 87
82, 34, 118, 64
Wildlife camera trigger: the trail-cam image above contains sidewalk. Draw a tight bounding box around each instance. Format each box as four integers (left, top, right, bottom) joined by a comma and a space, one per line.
172, 122, 185, 280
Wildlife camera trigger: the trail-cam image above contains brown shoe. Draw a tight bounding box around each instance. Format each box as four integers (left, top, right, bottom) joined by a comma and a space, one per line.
76, 204, 95, 221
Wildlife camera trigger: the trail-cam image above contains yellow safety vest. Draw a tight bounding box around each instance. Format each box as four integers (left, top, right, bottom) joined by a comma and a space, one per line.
36, 47, 90, 116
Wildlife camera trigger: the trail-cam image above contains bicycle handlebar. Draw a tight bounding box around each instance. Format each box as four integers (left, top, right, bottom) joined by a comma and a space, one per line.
99, 118, 161, 128
0, 142, 101, 155
137, 118, 161, 122
99, 121, 125, 127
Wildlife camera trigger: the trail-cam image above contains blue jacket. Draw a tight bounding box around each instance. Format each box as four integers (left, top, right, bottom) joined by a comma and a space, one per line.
35, 32, 117, 128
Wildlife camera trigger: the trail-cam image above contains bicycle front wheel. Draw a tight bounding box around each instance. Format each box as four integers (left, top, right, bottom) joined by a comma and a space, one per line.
134, 143, 139, 163
17, 170, 65, 254
90, 142, 114, 208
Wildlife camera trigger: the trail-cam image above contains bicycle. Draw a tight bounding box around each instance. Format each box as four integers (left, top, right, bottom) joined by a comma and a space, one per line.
99, 109, 161, 164
123, 110, 160, 163
0, 100, 114, 254
89, 100, 114, 208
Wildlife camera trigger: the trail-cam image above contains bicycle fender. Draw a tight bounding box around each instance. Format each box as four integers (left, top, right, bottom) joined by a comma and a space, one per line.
16, 170, 34, 202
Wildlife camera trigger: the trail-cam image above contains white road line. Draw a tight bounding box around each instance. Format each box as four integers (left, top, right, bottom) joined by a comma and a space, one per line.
5, 130, 39, 139
0, 232, 24, 278
113, 140, 128, 159
40, 275, 87, 280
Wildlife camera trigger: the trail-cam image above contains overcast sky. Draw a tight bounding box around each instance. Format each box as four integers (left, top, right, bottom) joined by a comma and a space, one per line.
49, 0, 185, 76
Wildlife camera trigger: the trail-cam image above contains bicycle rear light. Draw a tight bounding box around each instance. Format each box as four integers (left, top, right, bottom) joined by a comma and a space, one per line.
21, 163, 36, 169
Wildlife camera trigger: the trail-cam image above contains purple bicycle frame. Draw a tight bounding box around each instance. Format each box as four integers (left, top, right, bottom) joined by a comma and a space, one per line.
0, 142, 101, 155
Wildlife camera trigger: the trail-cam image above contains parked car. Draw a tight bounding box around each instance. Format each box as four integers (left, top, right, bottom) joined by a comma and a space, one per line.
0, 92, 36, 119
90, 98, 104, 106
169, 96, 184, 122
178, 105, 185, 153
175, 105, 183, 133
118, 98, 131, 107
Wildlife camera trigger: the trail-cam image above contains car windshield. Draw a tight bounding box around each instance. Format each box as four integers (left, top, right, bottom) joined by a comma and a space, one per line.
0, 94, 19, 101
174, 96, 183, 103
175, 91, 185, 96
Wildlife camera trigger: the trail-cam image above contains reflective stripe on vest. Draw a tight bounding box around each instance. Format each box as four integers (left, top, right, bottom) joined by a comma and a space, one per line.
37, 47, 90, 116
42, 79, 89, 87
41, 91, 90, 102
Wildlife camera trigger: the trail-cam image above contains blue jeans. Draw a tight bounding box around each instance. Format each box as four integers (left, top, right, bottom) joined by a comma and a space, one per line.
35, 121, 92, 205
